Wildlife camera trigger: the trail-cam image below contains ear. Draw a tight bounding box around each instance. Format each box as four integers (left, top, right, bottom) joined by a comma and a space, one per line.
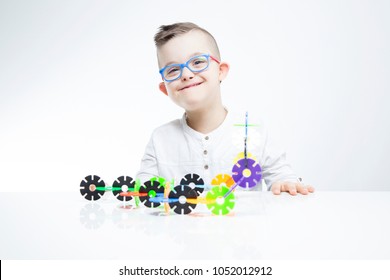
218, 62, 230, 82
159, 82, 168, 96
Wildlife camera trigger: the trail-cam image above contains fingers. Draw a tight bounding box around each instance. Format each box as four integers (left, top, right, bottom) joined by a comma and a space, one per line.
306, 185, 315, 193
271, 182, 282, 195
271, 181, 315, 195
284, 182, 298, 195
296, 183, 308, 195
271, 182, 297, 195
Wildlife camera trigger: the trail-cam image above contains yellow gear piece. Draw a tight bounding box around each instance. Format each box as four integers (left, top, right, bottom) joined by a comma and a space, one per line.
164, 180, 172, 214
233, 152, 256, 163
211, 174, 235, 188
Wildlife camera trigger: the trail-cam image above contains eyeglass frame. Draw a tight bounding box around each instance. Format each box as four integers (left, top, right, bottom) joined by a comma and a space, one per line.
159, 53, 220, 82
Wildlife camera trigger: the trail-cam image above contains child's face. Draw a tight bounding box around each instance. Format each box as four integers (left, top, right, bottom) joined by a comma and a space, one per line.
157, 30, 229, 112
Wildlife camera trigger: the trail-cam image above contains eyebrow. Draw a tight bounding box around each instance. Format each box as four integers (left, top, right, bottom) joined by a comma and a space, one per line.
163, 52, 205, 67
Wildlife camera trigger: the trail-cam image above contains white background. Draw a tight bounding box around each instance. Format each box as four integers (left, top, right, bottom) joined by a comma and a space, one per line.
0, 0, 389, 191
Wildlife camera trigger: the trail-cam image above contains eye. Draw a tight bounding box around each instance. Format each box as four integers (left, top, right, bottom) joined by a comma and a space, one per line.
190, 57, 208, 68
165, 66, 181, 76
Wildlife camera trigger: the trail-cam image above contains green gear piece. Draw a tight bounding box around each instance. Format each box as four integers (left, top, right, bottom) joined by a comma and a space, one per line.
206, 185, 235, 215
150, 176, 167, 188
134, 179, 141, 207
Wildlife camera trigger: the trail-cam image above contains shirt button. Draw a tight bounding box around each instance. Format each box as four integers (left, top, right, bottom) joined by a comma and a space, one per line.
204, 165, 209, 170
205, 136, 209, 140
203, 150, 208, 155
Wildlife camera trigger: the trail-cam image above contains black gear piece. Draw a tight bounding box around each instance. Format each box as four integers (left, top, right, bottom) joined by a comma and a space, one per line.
180, 173, 205, 195
168, 185, 198, 215
112, 176, 135, 202
80, 175, 106, 201
139, 179, 164, 208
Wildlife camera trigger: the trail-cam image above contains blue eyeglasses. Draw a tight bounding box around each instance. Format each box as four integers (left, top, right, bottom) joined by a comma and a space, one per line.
159, 54, 220, 82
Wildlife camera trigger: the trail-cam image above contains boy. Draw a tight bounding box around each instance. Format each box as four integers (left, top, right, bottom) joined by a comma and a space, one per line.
137, 22, 314, 196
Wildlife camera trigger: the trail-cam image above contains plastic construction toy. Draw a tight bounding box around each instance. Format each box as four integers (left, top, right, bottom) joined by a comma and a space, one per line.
80, 112, 262, 215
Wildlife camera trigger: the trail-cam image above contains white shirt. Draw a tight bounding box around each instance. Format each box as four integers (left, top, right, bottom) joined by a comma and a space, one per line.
136, 110, 298, 190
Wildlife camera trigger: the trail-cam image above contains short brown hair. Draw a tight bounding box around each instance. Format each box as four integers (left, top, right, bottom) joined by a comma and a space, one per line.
154, 22, 221, 59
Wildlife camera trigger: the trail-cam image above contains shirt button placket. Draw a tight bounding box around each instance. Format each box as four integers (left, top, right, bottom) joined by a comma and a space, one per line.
203, 136, 210, 172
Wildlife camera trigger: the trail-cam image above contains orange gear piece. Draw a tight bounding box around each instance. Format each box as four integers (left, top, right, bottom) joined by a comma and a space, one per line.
211, 174, 235, 188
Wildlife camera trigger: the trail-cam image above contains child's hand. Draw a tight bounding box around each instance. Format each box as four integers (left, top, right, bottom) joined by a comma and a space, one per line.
271, 181, 315, 195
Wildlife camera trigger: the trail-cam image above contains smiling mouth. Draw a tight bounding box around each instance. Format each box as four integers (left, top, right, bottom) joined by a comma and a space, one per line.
179, 82, 203, 91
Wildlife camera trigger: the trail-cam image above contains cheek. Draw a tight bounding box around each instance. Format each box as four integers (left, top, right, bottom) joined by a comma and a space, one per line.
208, 68, 222, 81
207, 72, 222, 87
165, 82, 179, 94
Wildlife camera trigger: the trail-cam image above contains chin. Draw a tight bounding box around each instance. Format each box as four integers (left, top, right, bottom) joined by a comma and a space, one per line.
181, 96, 206, 110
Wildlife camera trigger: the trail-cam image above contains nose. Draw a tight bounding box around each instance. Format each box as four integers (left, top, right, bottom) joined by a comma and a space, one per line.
181, 66, 194, 81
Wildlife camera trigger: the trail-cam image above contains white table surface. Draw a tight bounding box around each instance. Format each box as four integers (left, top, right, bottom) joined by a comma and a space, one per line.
0, 191, 389, 260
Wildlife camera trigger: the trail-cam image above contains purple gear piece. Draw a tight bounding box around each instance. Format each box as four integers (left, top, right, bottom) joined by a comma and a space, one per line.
232, 158, 262, 189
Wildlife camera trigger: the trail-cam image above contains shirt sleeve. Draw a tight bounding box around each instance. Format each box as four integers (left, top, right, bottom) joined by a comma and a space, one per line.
136, 133, 159, 183
259, 123, 299, 190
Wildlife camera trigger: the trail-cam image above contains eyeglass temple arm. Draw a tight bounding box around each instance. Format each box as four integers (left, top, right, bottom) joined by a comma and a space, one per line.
210, 55, 220, 64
